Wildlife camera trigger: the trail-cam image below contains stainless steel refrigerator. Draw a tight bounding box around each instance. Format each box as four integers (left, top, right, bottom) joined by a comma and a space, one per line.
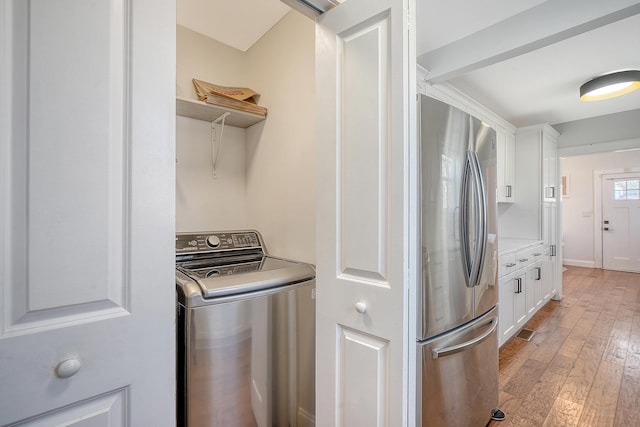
417, 94, 502, 426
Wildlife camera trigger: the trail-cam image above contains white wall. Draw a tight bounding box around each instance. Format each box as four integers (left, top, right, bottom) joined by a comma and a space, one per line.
245, 11, 316, 264
554, 109, 640, 154
561, 150, 640, 267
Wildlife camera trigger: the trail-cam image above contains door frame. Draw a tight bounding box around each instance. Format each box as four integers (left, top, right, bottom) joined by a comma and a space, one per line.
593, 167, 640, 269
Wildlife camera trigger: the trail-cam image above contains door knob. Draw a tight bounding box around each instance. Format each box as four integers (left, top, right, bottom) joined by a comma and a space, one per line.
355, 302, 367, 314
56, 357, 81, 378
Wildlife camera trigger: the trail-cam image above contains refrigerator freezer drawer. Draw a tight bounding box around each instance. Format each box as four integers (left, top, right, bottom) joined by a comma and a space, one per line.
418, 306, 499, 427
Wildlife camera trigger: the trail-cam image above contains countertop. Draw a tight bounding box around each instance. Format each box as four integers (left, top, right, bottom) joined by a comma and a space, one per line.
499, 237, 543, 255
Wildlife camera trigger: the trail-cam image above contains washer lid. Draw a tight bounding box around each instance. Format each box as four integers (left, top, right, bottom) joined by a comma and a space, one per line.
179, 256, 315, 299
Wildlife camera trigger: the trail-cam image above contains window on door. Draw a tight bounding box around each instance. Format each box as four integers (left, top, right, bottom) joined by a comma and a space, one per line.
614, 179, 640, 200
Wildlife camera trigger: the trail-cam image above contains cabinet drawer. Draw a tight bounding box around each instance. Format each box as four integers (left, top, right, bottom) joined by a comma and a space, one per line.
515, 245, 543, 269
499, 253, 517, 277
527, 245, 544, 263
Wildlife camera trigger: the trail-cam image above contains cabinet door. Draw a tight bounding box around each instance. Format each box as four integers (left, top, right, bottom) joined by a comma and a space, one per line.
497, 130, 507, 202
542, 131, 558, 202
499, 274, 516, 346
514, 273, 528, 327
529, 262, 544, 308
504, 132, 516, 201
496, 129, 515, 203
525, 266, 537, 316
543, 202, 558, 297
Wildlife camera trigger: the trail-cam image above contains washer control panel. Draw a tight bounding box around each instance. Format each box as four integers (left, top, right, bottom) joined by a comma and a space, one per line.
176, 231, 262, 255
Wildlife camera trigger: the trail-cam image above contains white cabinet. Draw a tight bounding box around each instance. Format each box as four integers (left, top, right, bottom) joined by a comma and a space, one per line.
500, 124, 562, 300
543, 201, 559, 298
497, 129, 516, 203
498, 273, 515, 342
528, 261, 544, 310
542, 131, 558, 202
499, 269, 527, 347
498, 239, 547, 347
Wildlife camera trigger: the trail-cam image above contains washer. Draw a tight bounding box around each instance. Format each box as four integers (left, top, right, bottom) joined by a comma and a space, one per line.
176, 230, 316, 427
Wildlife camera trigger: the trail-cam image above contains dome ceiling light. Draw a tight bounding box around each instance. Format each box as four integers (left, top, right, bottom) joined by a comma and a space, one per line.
580, 70, 640, 101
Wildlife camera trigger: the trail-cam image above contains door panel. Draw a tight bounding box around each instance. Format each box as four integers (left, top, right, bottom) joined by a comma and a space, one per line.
0, 0, 175, 423
602, 173, 640, 273
17, 389, 126, 427
4, 0, 127, 331
338, 327, 390, 426
315, 0, 415, 425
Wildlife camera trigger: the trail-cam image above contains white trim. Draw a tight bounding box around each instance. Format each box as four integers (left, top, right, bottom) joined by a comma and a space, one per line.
417, 65, 515, 133
558, 137, 640, 157
563, 259, 595, 269
593, 167, 640, 269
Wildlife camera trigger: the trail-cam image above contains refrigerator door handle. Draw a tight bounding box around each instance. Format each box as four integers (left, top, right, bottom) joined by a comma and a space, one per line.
460, 153, 473, 287
429, 315, 498, 360
469, 151, 487, 288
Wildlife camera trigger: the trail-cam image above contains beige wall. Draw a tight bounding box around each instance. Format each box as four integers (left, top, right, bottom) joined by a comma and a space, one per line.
176, 25, 248, 232
245, 11, 316, 264
175, 13, 316, 265
176, 25, 247, 99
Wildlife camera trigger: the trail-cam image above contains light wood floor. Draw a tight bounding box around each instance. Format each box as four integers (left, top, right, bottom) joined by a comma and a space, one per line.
488, 266, 640, 427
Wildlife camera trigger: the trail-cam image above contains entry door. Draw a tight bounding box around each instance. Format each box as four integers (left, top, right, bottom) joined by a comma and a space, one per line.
602, 173, 640, 272
315, 0, 416, 425
0, 0, 175, 424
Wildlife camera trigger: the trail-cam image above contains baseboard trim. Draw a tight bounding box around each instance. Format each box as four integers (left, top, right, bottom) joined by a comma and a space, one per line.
563, 259, 595, 269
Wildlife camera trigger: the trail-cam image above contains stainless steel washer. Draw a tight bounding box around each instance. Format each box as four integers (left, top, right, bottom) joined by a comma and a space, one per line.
176, 230, 316, 427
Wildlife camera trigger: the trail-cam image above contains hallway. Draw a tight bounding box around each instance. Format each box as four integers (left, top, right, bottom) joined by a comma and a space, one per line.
490, 266, 640, 426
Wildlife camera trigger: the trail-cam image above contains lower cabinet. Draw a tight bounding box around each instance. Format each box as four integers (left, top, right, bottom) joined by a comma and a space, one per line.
499, 270, 527, 346
498, 242, 552, 347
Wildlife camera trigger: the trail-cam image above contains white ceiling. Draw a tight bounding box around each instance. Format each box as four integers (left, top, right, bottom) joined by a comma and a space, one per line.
177, 0, 290, 52
178, 0, 640, 127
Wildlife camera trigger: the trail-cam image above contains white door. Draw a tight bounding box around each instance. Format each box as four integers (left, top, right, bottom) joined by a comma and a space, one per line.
602, 173, 640, 272
315, 0, 416, 425
0, 0, 176, 424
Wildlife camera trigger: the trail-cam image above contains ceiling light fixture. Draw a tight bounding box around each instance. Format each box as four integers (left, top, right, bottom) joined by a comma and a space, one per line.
580, 70, 640, 101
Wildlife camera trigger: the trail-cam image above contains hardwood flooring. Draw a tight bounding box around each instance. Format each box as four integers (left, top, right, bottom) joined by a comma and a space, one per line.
488, 266, 640, 427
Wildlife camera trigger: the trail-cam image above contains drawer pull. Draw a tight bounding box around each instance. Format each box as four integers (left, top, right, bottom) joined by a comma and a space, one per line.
519, 258, 528, 262
533, 253, 542, 257
505, 263, 516, 268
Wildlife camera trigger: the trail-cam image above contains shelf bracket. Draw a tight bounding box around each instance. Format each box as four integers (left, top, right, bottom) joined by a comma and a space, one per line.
210, 112, 231, 178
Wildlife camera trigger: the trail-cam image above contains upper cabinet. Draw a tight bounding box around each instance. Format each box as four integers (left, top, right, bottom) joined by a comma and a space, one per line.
542, 127, 559, 203
499, 123, 559, 240
497, 128, 516, 203
514, 124, 559, 204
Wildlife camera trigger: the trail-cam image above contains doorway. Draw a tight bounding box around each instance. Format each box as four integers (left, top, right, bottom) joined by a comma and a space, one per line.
601, 172, 640, 272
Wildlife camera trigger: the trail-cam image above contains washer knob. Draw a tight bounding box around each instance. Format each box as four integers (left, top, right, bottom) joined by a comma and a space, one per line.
206, 235, 221, 248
